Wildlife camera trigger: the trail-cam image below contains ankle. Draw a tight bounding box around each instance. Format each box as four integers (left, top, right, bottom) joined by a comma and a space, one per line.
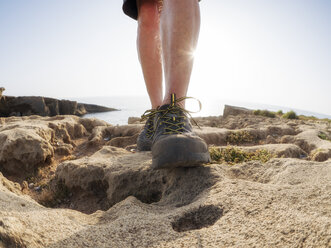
151, 102, 162, 109
162, 94, 186, 108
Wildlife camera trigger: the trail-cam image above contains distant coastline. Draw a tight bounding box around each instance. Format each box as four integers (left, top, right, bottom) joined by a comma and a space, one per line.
0, 95, 116, 118
70, 96, 331, 125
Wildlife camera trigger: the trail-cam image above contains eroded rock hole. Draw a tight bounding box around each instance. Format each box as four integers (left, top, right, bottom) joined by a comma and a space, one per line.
88, 180, 109, 198
134, 190, 162, 204
65, 180, 110, 214
172, 205, 224, 232
0, 232, 26, 248
32, 179, 110, 214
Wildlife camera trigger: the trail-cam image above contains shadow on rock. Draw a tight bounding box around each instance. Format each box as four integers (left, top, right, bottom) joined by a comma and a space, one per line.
55, 147, 221, 214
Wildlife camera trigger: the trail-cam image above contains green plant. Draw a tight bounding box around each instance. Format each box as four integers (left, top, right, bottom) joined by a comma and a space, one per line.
295, 115, 331, 124
282, 111, 298, 119
298, 115, 318, 121
253, 109, 276, 118
226, 130, 255, 145
209, 146, 275, 165
318, 132, 331, 142
321, 118, 331, 124
318, 132, 327, 140
276, 110, 283, 115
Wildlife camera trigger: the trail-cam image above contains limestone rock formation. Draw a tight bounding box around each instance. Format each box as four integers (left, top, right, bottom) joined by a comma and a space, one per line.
0, 95, 117, 117
0, 112, 331, 247
0, 87, 5, 99
223, 104, 253, 118
0, 128, 54, 175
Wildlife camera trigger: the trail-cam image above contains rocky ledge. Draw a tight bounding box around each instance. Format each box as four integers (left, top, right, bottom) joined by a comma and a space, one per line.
0, 108, 330, 247
0, 95, 116, 117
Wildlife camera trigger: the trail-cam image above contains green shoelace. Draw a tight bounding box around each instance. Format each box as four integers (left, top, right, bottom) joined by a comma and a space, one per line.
156, 94, 201, 135
140, 108, 157, 138
140, 94, 201, 136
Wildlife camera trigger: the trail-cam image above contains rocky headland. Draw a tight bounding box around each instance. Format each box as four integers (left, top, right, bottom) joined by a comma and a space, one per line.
0, 94, 116, 117
0, 106, 330, 247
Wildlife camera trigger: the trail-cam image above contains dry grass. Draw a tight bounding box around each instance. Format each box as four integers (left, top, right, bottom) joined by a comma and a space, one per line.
253, 110, 276, 118
282, 111, 298, 120
318, 132, 331, 142
226, 131, 255, 145
209, 146, 275, 165
298, 115, 331, 123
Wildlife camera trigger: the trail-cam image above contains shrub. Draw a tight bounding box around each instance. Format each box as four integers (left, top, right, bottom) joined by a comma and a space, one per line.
276, 110, 283, 115
298, 115, 318, 121
282, 111, 298, 119
321, 118, 331, 123
209, 146, 275, 165
318, 132, 331, 142
297, 115, 331, 123
253, 109, 276, 118
226, 130, 255, 145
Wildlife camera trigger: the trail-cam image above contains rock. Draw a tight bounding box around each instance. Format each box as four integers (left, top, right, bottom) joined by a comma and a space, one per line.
44, 97, 60, 116
194, 127, 229, 146
215, 143, 308, 159
0, 115, 104, 176
0, 128, 54, 175
34, 186, 41, 192
7, 96, 50, 116
87, 124, 141, 147
128, 117, 141, 124
79, 118, 109, 133
0, 172, 22, 195
107, 133, 139, 148
266, 135, 276, 144
54, 144, 73, 156
0, 87, 5, 99
0, 95, 117, 117
21, 181, 28, 190
223, 104, 253, 118
83, 103, 118, 114
59, 99, 78, 115
9, 112, 20, 117
311, 149, 331, 162
55, 146, 220, 213
0, 111, 331, 247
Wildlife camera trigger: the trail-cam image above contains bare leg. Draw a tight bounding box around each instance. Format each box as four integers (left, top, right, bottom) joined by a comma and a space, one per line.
160, 0, 200, 106
137, 0, 163, 109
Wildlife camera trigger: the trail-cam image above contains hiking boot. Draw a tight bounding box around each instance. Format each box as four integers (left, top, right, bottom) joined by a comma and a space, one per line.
151, 94, 210, 169
137, 109, 156, 151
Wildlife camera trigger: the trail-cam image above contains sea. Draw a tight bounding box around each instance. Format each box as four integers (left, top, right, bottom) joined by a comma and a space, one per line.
70, 96, 331, 125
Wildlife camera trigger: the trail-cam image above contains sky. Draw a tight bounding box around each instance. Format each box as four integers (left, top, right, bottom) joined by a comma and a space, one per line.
0, 0, 330, 115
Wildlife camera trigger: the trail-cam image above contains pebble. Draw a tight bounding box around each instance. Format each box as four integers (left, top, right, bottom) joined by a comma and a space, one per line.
34, 186, 42, 192
22, 181, 28, 189
28, 183, 34, 189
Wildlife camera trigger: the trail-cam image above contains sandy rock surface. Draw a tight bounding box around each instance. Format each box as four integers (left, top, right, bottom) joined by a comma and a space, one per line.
0, 111, 331, 248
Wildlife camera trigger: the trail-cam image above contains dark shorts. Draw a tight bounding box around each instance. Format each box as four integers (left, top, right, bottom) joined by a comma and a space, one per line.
122, 0, 139, 20
122, 0, 201, 20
